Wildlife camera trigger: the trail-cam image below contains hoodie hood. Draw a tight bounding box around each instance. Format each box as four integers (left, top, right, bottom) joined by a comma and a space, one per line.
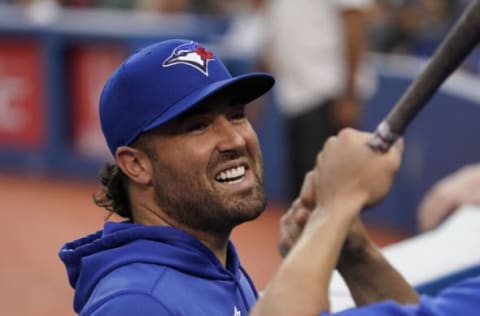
59, 221, 244, 312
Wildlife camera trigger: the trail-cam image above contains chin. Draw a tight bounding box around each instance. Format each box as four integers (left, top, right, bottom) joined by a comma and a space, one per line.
233, 198, 267, 222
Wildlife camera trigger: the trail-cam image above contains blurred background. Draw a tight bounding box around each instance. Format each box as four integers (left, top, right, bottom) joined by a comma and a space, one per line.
0, 0, 479, 315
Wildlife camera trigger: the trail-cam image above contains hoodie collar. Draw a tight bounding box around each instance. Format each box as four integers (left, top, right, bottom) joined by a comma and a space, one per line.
59, 221, 243, 310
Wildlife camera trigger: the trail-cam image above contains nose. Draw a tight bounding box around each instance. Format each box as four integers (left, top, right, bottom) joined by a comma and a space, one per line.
214, 116, 246, 152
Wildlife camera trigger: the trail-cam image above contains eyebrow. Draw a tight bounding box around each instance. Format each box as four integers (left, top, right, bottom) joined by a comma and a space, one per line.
174, 105, 210, 126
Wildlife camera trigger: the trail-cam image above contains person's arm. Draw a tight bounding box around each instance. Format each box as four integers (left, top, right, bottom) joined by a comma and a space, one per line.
332, 7, 370, 129
250, 129, 403, 315
278, 173, 418, 308
418, 163, 480, 231
337, 219, 419, 306
342, 8, 368, 99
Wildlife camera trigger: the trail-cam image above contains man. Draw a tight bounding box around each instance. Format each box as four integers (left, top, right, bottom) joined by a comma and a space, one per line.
59, 38, 274, 315
59, 38, 404, 315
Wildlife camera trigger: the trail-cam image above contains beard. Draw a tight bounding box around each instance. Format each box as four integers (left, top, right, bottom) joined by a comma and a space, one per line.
151, 157, 266, 234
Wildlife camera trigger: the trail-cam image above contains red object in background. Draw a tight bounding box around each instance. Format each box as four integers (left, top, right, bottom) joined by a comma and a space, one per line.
0, 40, 45, 150
68, 44, 127, 161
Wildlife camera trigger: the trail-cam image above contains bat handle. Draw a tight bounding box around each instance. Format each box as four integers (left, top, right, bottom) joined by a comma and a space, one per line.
368, 121, 400, 152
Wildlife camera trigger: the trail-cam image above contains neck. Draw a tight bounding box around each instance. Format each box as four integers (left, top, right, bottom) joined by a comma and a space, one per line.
132, 200, 232, 267
191, 229, 231, 267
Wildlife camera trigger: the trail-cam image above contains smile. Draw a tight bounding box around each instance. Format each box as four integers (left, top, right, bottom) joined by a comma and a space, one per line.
215, 165, 246, 184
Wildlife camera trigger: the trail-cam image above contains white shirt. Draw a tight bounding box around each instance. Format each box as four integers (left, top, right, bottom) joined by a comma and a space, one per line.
264, 0, 373, 115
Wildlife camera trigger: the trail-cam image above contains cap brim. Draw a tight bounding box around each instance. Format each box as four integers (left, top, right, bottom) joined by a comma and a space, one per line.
142, 72, 274, 132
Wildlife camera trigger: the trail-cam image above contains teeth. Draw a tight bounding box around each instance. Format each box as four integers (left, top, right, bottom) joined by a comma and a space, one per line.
216, 165, 245, 182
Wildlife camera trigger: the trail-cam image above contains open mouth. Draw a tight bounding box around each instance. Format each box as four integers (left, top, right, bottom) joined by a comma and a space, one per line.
215, 165, 246, 184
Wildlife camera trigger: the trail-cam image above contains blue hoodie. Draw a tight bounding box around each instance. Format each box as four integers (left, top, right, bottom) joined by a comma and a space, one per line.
59, 221, 258, 315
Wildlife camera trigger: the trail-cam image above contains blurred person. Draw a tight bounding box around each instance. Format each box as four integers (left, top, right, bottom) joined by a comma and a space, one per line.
134, 0, 192, 13
366, 0, 420, 54
369, 0, 469, 56
174, 0, 220, 15
59, 0, 133, 9
212, 0, 273, 128
418, 163, 480, 231
96, 0, 133, 9
411, 0, 462, 57
215, 0, 267, 60
58, 0, 95, 8
57, 38, 405, 315
18, 0, 60, 23
411, 0, 480, 74
261, 0, 375, 200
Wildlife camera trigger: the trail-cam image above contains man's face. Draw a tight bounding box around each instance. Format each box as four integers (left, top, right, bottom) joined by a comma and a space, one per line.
145, 93, 266, 233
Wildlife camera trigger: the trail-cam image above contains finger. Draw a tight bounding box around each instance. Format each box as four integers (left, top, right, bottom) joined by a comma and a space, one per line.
278, 238, 294, 258
278, 205, 310, 254
290, 198, 303, 211
280, 198, 308, 237
278, 241, 288, 257
279, 208, 298, 241
392, 137, 405, 154
299, 171, 316, 210
281, 208, 305, 242
293, 207, 310, 228
278, 211, 296, 257
390, 137, 404, 169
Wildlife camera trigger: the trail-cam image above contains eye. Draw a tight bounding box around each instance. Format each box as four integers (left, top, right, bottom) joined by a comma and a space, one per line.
229, 105, 246, 122
183, 118, 210, 133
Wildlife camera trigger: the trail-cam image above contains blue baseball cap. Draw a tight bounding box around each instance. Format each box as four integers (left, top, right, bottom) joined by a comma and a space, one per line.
99, 39, 275, 155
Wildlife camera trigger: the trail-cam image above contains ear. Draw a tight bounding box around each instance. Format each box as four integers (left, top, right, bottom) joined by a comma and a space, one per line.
115, 146, 153, 185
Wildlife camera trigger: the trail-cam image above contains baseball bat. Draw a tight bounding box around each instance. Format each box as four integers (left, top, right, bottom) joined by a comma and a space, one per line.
368, 0, 480, 152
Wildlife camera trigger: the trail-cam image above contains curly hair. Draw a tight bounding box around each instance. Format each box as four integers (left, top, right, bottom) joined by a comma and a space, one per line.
93, 133, 155, 220
93, 163, 133, 219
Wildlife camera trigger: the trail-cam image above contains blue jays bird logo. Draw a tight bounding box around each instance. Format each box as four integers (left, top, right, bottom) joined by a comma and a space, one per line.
163, 41, 215, 76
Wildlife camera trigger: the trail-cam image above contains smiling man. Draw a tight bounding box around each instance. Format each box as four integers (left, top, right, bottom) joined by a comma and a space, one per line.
59, 39, 275, 315
58, 39, 404, 316
124, 92, 268, 250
